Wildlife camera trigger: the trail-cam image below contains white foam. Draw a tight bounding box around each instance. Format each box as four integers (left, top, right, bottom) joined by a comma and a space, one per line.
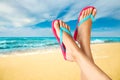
91, 39, 105, 44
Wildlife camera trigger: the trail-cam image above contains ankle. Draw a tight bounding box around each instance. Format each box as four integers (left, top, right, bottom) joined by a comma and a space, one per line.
72, 48, 83, 62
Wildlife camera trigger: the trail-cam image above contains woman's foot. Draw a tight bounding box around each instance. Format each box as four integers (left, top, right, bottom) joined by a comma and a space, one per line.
77, 7, 96, 41
76, 7, 97, 61
53, 20, 78, 61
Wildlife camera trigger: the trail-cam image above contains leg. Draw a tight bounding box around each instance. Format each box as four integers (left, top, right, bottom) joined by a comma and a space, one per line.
53, 20, 111, 80
75, 7, 97, 80
75, 50, 112, 80
77, 7, 96, 62
76, 7, 96, 80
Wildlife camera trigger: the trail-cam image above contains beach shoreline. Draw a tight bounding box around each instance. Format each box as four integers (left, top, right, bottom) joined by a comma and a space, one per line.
0, 42, 119, 56
0, 43, 120, 80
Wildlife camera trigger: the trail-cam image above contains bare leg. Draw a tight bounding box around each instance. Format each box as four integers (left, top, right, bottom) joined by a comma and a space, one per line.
53, 20, 112, 80
77, 8, 96, 80
76, 8, 96, 62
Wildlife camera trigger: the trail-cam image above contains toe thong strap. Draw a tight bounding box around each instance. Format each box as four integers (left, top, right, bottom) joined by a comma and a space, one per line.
60, 26, 72, 45
78, 14, 94, 27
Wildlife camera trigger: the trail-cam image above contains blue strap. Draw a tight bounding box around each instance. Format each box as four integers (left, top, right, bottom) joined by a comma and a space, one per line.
78, 14, 94, 27
60, 26, 72, 45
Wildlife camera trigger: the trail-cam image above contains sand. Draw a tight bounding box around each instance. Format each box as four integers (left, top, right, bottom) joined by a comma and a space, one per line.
0, 43, 120, 80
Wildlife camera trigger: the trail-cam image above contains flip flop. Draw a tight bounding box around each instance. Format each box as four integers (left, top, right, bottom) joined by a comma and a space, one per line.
74, 6, 96, 41
52, 20, 72, 60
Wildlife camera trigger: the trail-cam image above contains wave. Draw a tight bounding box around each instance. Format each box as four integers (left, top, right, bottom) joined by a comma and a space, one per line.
90, 39, 116, 44
0, 40, 16, 44
0, 37, 120, 53
91, 39, 105, 44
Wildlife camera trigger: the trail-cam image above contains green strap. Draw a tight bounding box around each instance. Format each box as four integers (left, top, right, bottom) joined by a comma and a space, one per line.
78, 14, 94, 27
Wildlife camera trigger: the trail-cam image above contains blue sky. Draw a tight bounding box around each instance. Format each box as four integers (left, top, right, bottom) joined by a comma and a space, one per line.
0, 0, 120, 37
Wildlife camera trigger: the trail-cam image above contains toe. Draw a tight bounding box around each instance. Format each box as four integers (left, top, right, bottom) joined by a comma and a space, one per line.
92, 9, 97, 17
54, 20, 59, 29
59, 20, 63, 27
68, 25, 70, 31
87, 8, 90, 15
61, 21, 64, 27
82, 10, 86, 19
86, 9, 89, 16
63, 22, 66, 28
54, 20, 60, 36
84, 10, 87, 18
90, 8, 93, 14
79, 10, 84, 21
59, 20, 69, 30
66, 24, 70, 31
62, 21, 70, 31
61, 20, 66, 29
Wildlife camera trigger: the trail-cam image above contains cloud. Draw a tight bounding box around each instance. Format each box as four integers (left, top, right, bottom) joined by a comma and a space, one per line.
0, 2, 36, 27
60, 0, 120, 22
1, 0, 119, 26
0, 26, 53, 37
92, 0, 120, 19
0, 0, 120, 37
91, 30, 120, 37
0, 0, 74, 27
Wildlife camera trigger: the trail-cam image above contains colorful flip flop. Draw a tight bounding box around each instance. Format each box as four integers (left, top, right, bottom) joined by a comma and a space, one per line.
52, 20, 72, 60
74, 6, 96, 41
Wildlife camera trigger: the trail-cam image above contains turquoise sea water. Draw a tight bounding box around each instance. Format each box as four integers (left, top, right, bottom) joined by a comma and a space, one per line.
0, 37, 120, 54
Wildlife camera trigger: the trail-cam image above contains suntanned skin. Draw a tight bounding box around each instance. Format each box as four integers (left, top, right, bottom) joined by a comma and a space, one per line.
77, 7, 96, 62
53, 20, 112, 80
76, 7, 96, 80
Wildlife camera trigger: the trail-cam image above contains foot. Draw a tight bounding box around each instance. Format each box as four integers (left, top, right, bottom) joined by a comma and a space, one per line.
53, 20, 76, 62
76, 7, 97, 62
77, 7, 97, 41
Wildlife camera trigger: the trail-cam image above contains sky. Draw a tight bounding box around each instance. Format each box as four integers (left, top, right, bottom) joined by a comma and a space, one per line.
0, 0, 120, 37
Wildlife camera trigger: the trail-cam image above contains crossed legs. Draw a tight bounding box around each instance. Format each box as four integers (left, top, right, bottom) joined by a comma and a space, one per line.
53, 20, 111, 80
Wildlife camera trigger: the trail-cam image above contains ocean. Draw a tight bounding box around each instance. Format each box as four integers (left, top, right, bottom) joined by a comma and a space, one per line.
0, 37, 120, 54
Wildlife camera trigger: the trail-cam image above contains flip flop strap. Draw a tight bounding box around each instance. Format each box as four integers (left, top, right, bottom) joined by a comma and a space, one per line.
78, 14, 94, 27
60, 26, 72, 45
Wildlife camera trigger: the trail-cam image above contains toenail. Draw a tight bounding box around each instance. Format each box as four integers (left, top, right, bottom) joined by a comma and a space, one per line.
55, 20, 58, 25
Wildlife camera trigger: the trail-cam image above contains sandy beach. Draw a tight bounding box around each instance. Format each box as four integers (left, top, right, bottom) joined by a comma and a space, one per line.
0, 43, 120, 80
